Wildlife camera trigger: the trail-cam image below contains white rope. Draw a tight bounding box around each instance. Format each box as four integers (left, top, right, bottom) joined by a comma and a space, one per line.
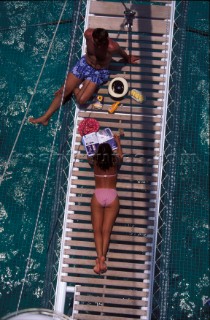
0, 0, 68, 187
16, 0, 68, 312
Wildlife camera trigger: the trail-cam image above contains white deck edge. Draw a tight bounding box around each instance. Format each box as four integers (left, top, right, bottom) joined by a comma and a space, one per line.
54, 0, 91, 314
147, 2, 176, 320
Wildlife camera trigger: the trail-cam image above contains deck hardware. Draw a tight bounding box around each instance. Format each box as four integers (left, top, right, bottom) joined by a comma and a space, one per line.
124, 8, 136, 30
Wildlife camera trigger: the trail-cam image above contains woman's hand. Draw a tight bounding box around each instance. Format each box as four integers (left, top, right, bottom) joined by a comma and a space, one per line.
114, 134, 123, 160
114, 134, 121, 143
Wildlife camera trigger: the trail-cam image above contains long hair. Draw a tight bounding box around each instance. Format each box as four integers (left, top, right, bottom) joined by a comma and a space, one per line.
94, 143, 114, 170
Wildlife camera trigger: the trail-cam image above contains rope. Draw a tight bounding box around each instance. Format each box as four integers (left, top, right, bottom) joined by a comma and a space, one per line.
0, 1, 67, 187
15, 0, 68, 312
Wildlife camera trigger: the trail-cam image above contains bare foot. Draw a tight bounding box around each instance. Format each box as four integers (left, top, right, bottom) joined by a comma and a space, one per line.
99, 256, 107, 274
28, 116, 49, 126
93, 258, 100, 274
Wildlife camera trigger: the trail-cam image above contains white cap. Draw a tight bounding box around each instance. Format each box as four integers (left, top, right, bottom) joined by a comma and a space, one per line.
108, 77, 128, 99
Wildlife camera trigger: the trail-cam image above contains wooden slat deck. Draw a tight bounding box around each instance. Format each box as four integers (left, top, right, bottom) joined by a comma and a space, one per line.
55, 1, 175, 319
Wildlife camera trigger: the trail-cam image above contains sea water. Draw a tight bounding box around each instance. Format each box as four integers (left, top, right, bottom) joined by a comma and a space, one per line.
0, 0, 74, 316
0, 1, 209, 319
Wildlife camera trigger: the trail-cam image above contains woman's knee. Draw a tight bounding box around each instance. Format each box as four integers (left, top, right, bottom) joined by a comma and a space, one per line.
102, 226, 111, 238
93, 228, 102, 237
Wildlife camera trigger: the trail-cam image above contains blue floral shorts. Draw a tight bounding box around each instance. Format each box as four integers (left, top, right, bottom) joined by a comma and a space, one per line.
70, 56, 110, 86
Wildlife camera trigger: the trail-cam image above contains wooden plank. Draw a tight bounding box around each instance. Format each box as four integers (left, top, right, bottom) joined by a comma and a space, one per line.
69, 180, 158, 191
72, 158, 158, 170
74, 304, 147, 316
79, 111, 162, 123
76, 154, 158, 163
76, 128, 162, 141
75, 295, 148, 307
68, 197, 155, 209
77, 114, 162, 126
69, 188, 157, 199
71, 157, 159, 166
64, 240, 152, 253
118, 50, 168, 59
68, 197, 156, 208
64, 249, 152, 261
73, 314, 141, 320
95, 95, 164, 106
69, 187, 156, 201
147, 0, 172, 2
109, 64, 168, 74
71, 169, 158, 177
103, 99, 163, 110
89, 2, 170, 20
62, 267, 149, 280
66, 223, 153, 235
73, 157, 160, 167
95, 92, 165, 102
63, 258, 151, 271
72, 162, 159, 174
75, 286, 149, 297
67, 214, 154, 226
77, 120, 161, 131
109, 32, 169, 43
68, 206, 156, 216
61, 276, 150, 289
117, 39, 168, 51
71, 171, 158, 183
88, 17, 168, 34
109, 73, 166, 84
97, 93, 164, 105
78, 144, 160, 156
73, 155, 159, 166
65, 231, 154, 243
73, 314, 142, 320
110, 57, 167, 67
85, 105, 163, 115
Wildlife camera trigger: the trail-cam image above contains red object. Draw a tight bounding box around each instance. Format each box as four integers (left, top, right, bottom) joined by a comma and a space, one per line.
78, 118, 100, 136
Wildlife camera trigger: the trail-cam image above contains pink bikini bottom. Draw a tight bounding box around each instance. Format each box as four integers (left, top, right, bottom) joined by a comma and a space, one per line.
94, 188, 118, 207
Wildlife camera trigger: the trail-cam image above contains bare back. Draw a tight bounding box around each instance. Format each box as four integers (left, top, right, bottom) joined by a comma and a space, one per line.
94, 164, 118, 189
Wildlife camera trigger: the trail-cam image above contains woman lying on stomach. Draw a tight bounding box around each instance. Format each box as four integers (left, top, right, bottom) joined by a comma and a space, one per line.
88, 134, 123, 274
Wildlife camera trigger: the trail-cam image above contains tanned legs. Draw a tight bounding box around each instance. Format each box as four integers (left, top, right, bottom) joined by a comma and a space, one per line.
91, 194, 119, 274
29, 74, 98, 125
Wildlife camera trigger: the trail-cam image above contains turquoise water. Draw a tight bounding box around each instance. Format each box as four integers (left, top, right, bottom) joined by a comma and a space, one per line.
0, 1, 209, 319
167, 2, 209, 319
0, 1, 74, 316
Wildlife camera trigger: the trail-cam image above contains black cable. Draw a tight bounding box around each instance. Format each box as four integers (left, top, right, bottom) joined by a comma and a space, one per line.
186, 26, 209, 37
174, 22, 209, 37
121, 1, 128, 11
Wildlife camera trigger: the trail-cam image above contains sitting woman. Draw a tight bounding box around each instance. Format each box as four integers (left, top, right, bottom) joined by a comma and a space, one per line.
88, 134, 123, 274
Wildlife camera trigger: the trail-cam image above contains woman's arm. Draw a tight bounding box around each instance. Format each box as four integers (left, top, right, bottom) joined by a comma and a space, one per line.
87, 156, 94, 167
114, 134, 123, 161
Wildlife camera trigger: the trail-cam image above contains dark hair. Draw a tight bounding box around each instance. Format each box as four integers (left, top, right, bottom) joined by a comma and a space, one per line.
94, 143, 114, 170
92, 28, 108, 44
